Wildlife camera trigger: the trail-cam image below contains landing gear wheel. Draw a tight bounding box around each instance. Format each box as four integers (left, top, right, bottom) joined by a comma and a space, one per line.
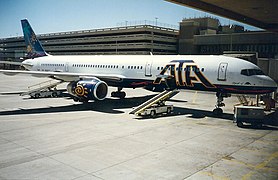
213, 108, 223, 116
213, 92, 230, 115
111, 90, 126, 99
73, 97, 80, 102
119, 92, 126, 99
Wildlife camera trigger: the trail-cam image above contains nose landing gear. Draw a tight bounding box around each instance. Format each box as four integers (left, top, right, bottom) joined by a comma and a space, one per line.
213, 92, 231, 116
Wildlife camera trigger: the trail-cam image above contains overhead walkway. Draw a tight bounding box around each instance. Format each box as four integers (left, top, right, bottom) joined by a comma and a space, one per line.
20, 80, 64, 96
130, 90, 179, 115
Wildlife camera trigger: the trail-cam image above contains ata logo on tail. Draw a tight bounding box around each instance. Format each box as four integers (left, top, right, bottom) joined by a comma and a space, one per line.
154, 60, 216, 88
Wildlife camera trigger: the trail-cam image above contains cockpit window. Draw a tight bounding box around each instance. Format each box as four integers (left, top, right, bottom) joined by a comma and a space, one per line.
241, 69, 265, 76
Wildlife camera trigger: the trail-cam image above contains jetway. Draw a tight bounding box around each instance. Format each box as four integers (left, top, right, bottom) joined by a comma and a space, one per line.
130, 90, 179, 116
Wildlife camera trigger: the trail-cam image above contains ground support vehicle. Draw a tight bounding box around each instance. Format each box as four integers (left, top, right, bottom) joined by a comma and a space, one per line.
234, 105, 265, 127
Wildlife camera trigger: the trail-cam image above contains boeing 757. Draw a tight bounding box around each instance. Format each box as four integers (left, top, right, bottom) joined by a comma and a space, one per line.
0, 19, 277, 115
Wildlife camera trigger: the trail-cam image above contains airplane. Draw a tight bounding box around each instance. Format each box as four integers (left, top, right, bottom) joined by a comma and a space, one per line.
0, 19, 277, 115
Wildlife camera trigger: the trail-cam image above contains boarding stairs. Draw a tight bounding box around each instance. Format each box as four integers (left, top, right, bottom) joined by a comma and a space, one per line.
20, 80, 64, 96
236, 95, 249, 106
129, 90, 179, 115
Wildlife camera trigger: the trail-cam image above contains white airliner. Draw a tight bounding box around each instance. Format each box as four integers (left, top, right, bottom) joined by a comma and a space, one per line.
0, 19, 277, 115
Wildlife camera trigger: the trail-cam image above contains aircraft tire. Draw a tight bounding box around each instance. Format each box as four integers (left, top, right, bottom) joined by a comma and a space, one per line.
111, 91, 126, 98
213, 108, 223, 116
73, 97, 79, 102
119, 92, 126, 99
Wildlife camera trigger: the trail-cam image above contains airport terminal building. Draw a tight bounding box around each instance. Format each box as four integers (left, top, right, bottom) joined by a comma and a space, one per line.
179, 17, 278, 59
0, 24, 178, 60
1, 17, 277, 59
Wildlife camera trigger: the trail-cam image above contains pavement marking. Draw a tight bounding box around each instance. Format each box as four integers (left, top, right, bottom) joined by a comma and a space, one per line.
241, 151, 278, 180
192, 91, 198, 104
200, 171, 231, 180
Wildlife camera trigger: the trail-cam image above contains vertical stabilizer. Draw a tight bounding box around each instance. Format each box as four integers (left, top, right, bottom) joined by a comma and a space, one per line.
21, 19, 47, 58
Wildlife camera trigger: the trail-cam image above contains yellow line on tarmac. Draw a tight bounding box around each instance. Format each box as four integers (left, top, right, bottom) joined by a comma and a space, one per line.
192, 91, 198, 103
242, 151, 278, 180
200, 171, 230, 180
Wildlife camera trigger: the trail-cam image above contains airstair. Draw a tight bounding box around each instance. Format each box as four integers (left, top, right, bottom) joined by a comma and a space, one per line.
20, 80, 64, 96
236, 95, 249, 106
129, 90, 179, 115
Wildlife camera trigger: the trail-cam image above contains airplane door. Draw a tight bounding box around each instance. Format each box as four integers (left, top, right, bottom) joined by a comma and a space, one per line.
65, 62, 69, 72
37, 62, 41, 71
218, 62, 228, 81
145, 59, 153, 77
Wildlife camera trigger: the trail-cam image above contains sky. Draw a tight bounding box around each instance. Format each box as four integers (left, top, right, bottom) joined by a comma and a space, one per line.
0, 0, 260, 38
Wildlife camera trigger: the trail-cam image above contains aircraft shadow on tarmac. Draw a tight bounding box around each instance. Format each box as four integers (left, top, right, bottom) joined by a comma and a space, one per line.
136, 106, 278, 130
0, 94, 277, 130
136, 106, 234, 121
0, 95, 158, 116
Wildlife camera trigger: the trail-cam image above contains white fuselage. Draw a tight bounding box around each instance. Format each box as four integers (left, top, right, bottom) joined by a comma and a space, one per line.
23, 54, 277, 94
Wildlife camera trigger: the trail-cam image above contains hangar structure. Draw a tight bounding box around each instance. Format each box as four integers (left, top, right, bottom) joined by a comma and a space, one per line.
167, 0, 278, 32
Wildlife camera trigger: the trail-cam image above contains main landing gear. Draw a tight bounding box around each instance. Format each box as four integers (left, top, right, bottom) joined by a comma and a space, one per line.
213, 92, 231, 116
111, 87, 126, 99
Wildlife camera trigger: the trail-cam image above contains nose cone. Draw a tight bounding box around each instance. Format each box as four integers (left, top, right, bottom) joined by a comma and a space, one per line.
264, 76, 277, 93
22, 59, 33, 70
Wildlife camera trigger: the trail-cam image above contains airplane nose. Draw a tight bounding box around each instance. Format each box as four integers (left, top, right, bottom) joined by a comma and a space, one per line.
265, 76, 277, 92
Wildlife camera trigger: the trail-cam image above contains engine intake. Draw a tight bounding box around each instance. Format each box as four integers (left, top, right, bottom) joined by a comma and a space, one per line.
67, 79, 108, 101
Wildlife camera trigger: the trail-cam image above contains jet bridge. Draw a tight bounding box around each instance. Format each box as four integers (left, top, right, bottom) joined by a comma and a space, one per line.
130, 89, 179, 116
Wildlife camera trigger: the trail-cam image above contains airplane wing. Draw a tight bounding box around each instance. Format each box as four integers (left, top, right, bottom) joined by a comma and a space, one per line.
0, 61, 23, 66
0, 69, 125, 82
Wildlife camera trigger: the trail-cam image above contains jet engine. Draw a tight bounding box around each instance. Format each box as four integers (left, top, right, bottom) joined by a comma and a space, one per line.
67, 79, 108, 101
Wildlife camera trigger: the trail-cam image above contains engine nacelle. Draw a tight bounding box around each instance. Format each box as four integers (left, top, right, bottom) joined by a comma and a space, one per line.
67, 79, 108, 101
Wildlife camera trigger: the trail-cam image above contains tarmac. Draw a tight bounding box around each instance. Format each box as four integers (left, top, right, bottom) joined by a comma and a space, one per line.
0, 74, 277, 180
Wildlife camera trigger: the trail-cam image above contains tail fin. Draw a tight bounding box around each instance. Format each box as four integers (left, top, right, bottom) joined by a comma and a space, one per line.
21, 19, 47, 58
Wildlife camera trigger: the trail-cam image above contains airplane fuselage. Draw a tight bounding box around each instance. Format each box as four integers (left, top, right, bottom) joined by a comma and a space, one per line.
23, 54, 277, 94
